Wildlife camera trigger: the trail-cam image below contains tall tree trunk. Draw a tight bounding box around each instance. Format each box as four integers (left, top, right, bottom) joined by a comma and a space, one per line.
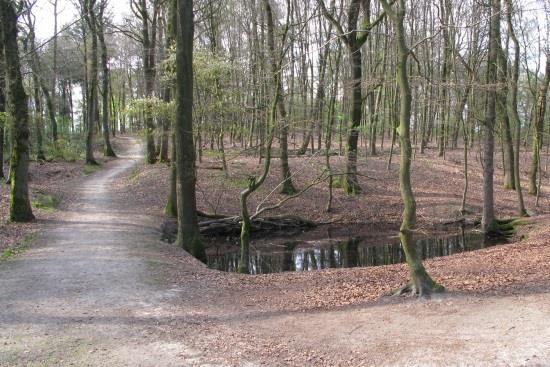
83, 0, 99, 165
264, 0, 296, 195
0, 0, 35, 222
528, 56, 550, 195
506, 0, 526, 216
98, 1, 116, 157
319, 0, 388, 194
437, 0, 451, 158
135, 0, 159, 164
31, 74, 46, 161
175, 0, 205, 261
346, 42, 363, 193
0, 44, 5, 179
496, 22, 515, 189
50, 0, 59, 141
379, 0, 442, 296
482, 0, 499, 233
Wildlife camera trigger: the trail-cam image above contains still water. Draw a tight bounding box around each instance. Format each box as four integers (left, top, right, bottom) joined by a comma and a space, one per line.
206, 227, 500, 274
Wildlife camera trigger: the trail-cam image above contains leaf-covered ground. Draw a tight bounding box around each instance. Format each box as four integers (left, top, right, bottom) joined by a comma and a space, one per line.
110, 140, 550, 364
121, 142, 550, 228
2, 137, 550, 365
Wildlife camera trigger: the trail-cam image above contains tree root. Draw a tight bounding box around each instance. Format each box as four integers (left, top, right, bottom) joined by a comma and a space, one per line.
387, 280, 445, 298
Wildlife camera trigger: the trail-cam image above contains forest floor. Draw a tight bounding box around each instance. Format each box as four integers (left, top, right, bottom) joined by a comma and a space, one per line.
1, 136, 550, 366
131, 139, 550, 237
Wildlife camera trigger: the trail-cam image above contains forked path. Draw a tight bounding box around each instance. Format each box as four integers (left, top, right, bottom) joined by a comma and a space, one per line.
0, 138, 207, 366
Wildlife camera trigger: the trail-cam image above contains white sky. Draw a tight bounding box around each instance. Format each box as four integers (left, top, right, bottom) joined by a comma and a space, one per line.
33, 0, 131, 42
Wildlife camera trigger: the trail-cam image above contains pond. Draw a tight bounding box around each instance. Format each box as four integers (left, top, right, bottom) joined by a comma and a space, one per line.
206, 226, 503, 274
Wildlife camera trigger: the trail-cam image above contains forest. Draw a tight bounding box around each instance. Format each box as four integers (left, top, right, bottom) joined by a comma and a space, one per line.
1, 0, 550, 365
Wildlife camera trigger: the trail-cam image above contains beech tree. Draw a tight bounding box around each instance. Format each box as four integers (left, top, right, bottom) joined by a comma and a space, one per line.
131, 0, 162, 164
82, 0, 100, 165
378, 0, 442, 295
0, 41, 5, 180
1, 0, 34, 222
98, 0, 116, 157
174, 0, 205, 260
481, 0, 499, 234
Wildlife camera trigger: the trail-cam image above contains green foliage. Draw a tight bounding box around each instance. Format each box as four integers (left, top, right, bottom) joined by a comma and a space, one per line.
332, 175, 345, 189
162, 47, 243, 117
125, 97, 174, 120
125, 98, 175, 137
45, 138, 85, 162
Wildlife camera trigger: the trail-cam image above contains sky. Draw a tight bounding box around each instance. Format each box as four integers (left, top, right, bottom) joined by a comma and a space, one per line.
33, 0, 131, 42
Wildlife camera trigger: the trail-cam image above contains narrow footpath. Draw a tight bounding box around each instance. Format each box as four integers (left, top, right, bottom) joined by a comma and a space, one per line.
0, 138, 209, 366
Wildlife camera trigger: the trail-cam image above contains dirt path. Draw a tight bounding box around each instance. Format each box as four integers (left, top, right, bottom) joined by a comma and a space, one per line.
2, 137, 550, 366
0, 138, 209, 366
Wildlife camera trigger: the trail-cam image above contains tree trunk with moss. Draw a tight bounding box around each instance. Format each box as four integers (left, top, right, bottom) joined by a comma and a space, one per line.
238, 98, 277, 274
379, 0, 442, 296
0, 40, 6, 179
175, 0, 205, 261
0, 0, 35, 222
528, 56, 550, 195
98, 1, 116, 158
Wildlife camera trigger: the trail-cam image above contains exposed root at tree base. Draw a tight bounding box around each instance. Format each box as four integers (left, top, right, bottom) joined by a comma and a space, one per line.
387, 280, 445, 298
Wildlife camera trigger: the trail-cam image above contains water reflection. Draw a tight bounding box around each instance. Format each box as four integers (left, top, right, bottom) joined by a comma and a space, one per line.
207, 228, 496, 274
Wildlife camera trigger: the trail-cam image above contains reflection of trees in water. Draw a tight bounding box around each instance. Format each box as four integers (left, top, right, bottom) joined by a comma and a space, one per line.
207, 229, 490, 274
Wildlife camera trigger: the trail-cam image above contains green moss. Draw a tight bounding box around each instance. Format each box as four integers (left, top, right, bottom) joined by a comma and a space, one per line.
82, 163, 102, 175
1, 234, 34, 261
331, 175, 345, 189
509, 217, 532, 227
129, 167, 141, 182
217, 174, 250, 189
32, 193, 59, 211
1, 248, 16, 261
201, 149, 221, 158
495, 217, 531, 238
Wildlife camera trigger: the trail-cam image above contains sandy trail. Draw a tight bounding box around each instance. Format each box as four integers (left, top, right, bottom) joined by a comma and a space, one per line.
0, 137, 207, 366
1, 137, 550, 367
